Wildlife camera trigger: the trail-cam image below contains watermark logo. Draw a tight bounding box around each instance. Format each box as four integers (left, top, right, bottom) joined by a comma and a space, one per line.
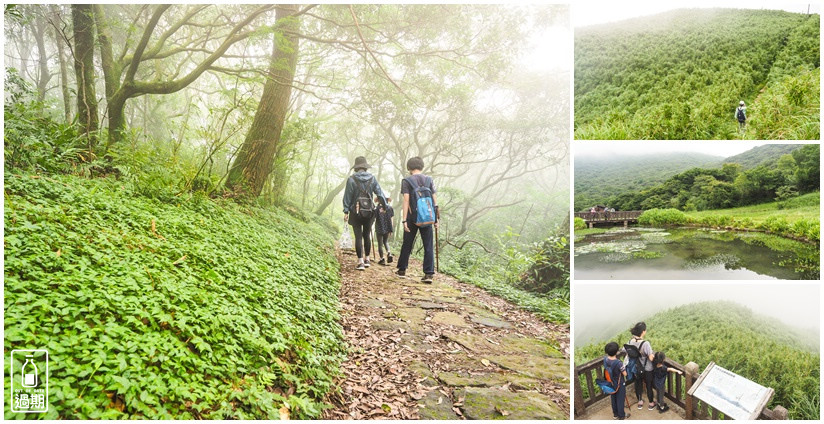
10, 350, 48, 413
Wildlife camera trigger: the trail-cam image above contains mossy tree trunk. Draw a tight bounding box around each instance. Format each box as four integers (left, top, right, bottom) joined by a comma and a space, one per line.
71, 4, 98, 150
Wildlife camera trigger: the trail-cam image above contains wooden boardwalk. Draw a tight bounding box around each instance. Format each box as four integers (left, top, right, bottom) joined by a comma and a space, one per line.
574, 211, 643, 228
577, 395, 683, 420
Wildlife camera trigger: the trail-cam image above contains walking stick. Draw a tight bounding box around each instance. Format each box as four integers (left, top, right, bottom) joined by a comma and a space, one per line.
435, 208, 440, 273
370, 217, 376, 262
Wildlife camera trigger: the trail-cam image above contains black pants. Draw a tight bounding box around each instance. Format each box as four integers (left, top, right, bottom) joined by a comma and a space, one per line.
376, 232, 391, 258
397, 223, 434, 274
656, 385, 666, 408
738, 119, 746, 129
351, 215, 373, 259
611, 382, 627, 418
635, 370, 654, 403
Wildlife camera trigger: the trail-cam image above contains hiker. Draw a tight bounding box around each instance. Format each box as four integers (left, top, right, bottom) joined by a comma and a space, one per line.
652, 351, 683, 414
375, 195, 394, 265
605, 342, 630, 420
396, 156, 438, 283
735, 100, 747, 130
343, 156, 387, 271
625, 321, 655, 410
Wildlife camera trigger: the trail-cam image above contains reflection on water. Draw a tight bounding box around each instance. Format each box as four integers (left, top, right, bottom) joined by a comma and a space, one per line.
574, 227, 819, 280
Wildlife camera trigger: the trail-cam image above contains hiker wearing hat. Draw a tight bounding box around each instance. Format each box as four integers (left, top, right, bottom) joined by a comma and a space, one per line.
343, 156, 387, 270
735, 100, 747, 131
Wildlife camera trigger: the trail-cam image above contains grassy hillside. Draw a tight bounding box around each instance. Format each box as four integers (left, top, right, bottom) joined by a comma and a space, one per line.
575, 9, 820, 139
722, 144, 805, 169
4, 173, 345, 419
574, 152, 720, 211
685, 191, 819, 227
575, 301, 820, 420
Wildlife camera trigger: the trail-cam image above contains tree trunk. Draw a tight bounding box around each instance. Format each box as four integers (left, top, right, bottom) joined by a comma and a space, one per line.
32, 11, 51, 102
93, 4, 121, 143
315, 179, 347, 215
50, 5, 72, 123
71, 4, 99, 150
226, 4, 300, 197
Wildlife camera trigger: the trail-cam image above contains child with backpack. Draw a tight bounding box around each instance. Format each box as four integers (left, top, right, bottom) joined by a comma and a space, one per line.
625, 321, 656, 410
652, 351, 682, 413
375, 195, 394, 265
395, 156, 438, 283
343, 156, 387, 270
604, 342, 630, 420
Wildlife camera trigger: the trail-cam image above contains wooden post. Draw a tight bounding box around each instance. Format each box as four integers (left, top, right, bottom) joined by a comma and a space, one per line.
623, 220, 628, 228
574, 372, 586, 416
772, 405, 788, 420
588, 222, 593, 228
684, 362, 699, 420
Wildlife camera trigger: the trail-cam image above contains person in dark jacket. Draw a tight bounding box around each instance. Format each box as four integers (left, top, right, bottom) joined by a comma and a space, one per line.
343, 156, 387, 270
395, 156, 438, 283
374, 195, 394, 265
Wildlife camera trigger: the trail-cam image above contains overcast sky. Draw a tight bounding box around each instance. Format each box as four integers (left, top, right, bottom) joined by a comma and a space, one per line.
572, 140, 800, 159
573, 1, 819, 27
574, 283, 821, 347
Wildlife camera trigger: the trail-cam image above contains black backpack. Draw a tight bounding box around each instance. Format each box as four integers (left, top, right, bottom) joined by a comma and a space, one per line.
737, 107, 746, 121
623, 340, 647, 383
354, 177, 374, 219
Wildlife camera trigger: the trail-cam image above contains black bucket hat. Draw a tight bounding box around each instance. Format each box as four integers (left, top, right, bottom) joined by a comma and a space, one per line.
351, 156, 371, 170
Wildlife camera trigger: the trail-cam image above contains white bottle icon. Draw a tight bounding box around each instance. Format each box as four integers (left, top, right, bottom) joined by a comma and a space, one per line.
21, 355, 38, 387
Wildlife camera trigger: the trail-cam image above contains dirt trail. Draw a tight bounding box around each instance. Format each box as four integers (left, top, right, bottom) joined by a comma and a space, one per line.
323, 248, 569, 420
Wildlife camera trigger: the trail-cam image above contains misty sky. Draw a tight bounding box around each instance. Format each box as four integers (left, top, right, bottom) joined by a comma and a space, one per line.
573, 283, 821, 347
572, 140, 798, 159
573, 1, 819, 27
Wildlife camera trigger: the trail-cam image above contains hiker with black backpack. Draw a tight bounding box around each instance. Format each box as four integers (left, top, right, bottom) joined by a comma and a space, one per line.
624, 321, 656, 411
735, 100, 747, 131
395, 156, 438, 283
343, 156, 387, 271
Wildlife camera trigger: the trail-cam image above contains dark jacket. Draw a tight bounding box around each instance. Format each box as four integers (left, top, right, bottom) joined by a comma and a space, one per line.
375, 204, 395, 235
343, 171, 387, 214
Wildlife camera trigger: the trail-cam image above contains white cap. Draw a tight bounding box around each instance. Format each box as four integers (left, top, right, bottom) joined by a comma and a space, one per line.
739, 101, 745, 105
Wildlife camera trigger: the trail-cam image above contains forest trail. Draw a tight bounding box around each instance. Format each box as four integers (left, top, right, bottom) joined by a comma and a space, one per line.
323, 248, 570, 420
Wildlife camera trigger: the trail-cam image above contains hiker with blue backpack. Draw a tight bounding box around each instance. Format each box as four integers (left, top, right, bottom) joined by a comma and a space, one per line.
343, 156, 388, 271
601, 342, 630, 420
395, 156, 438, 283
624, 322, 656, 411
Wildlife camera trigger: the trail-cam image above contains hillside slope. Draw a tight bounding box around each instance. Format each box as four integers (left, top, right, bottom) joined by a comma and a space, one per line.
575, 301, 820, 420
722, 144, 804, 169
4, 173, 345, 419
574, 152, 720, 210
575, 9, 820, 139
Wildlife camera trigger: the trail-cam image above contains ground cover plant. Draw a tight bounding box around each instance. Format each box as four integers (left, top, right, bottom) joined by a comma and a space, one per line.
575, 301, 820, 420
575, 9, 820, 139
4, 173, 345, 419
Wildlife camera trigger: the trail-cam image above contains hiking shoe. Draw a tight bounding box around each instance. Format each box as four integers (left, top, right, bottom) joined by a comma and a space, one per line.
363, 259, 371, 268
387, 253, 394, 263
648, 402, 656, 410
378, 258, 387, 266
395, 269, 406, 277
637, 402, 643, 410
658, 404, 669, 414
356, 262, 365, 271
421, 274, 434, 283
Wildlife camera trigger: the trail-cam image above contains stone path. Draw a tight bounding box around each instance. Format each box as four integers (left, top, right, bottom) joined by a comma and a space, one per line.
323, 249, 569, 420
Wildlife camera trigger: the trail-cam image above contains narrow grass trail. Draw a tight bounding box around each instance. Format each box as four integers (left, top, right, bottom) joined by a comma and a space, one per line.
323, 248, 570, 420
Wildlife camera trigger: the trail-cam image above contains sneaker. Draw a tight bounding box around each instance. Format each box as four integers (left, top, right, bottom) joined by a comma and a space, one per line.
395, 269, 406, 277
637, 402, 643, 410
387, 253, 393, 263
421, 274, 434, 283
378, 258, 386, 265
363, 259, 370, 268
648, 402, 656, 411
356, 262, 365, 271
658, 404, 669, 414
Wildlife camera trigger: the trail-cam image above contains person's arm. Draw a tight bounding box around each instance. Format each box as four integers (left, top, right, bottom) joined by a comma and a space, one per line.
403, 193, 411, 232
432, 193, 439, 228
668, 367, 683, 375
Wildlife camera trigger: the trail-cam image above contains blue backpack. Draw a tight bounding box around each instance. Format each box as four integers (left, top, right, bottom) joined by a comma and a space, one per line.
623, 340, 647, 383
596, 358, 622, 395
405, 175, 436, 227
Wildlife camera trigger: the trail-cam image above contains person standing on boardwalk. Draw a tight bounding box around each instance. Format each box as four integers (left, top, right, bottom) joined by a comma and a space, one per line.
735, 100, 747, 131
343, 156, 387, 271
396, 156, 438, 283
374, 195, 395, 265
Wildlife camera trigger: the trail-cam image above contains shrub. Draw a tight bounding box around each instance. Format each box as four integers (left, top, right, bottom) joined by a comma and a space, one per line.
574, 217, 587, 230
638, 208, 688, 226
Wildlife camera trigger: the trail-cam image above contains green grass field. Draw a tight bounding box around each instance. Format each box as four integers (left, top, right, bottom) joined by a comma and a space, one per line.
685, 192, 819, 225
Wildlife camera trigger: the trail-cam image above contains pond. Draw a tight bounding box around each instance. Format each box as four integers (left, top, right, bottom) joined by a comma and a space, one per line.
574, 226, 820, 280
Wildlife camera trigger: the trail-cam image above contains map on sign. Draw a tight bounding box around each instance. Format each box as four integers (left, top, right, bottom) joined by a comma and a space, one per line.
689, 362, 773, 420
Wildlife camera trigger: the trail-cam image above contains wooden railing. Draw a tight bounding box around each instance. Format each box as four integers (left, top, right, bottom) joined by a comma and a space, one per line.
574, 358, 788, 420
573, 211, 644, 222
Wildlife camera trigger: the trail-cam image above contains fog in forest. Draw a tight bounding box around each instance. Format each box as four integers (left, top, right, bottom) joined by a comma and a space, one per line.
574, 283, 820, 347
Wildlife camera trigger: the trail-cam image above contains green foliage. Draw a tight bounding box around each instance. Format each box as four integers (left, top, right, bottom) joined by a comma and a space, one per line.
575, 301, 820, 420
4, 173, 345, 419
574, 217, 586, 230
575, 9, 819, 139
638, 208, 688, 226
518, 235, 570, 298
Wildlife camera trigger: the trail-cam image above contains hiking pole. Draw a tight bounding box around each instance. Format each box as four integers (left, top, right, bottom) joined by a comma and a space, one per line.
435, 208, 440, 273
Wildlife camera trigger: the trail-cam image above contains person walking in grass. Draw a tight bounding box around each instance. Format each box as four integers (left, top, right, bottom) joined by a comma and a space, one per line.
375, 195, 395, 265
343, 156, 387, 271
735, 100, 747, 131
396, 156, 438, 283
